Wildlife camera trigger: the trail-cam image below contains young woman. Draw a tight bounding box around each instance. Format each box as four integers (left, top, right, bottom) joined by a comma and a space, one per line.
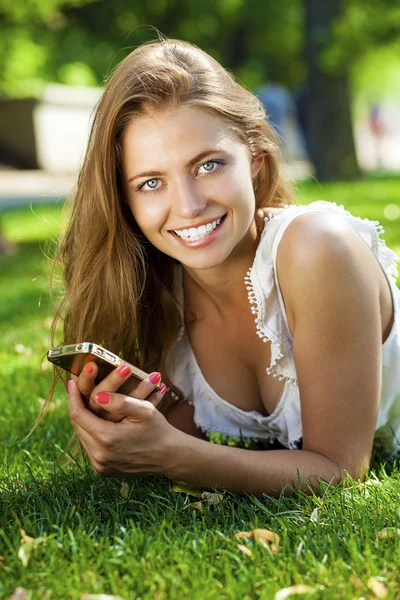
46, 38, 400, 497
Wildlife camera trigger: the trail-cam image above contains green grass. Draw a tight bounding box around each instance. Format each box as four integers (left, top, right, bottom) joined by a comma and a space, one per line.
1, 177, 400, 599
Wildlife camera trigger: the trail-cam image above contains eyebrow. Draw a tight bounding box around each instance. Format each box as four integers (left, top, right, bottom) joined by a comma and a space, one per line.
127, 148, 225, 183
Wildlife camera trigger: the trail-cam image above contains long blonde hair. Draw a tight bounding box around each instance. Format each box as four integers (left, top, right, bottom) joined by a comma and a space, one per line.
30, 38, 294, 459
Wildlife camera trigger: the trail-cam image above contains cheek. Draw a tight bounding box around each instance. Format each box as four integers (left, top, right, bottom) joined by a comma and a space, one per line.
128, 198, 167, 235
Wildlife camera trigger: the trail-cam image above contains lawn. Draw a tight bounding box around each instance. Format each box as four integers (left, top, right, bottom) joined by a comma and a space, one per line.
1, 176, 400, 599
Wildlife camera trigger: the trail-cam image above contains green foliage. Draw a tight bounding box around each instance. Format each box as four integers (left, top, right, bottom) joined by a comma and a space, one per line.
0, 0, 304, 97
1, 0, 399, 100
321, 0, 400, 74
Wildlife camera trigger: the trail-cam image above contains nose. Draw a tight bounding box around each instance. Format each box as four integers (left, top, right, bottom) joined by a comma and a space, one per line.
171, 176, 207, 220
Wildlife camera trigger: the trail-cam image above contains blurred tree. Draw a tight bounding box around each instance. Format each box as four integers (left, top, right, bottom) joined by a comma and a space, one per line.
323, 0, 400, 72
1, 0, 398, 182
0, 0, 304, 96
304, 0, 360, 180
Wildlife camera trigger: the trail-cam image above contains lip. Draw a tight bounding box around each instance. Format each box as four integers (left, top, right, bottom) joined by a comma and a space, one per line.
169, 214, 227, 249
168, 214, 226, 233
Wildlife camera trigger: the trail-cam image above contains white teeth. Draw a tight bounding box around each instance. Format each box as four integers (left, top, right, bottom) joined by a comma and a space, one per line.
173, 217, 223, 240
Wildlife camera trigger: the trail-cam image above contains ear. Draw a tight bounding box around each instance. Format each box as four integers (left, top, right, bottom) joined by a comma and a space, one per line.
251, 153, 264, 180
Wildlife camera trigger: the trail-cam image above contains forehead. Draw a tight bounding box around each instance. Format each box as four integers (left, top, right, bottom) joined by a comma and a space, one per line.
121, 105, 245, 165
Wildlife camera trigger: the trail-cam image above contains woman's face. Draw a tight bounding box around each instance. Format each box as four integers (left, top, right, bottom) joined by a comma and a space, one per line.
121, 105, 263, 272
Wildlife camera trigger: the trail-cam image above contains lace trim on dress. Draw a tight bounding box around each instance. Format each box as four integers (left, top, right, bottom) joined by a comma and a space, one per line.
244, 207, 298, 386
244, 268, 290, 382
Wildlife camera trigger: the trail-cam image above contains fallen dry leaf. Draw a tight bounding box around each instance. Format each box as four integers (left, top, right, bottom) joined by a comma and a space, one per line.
182, 501, 203, 512
275, 584, 315, 600
253, 528, 280, 545
172, 480, 203, 497
120, 482, 129, 499
234, 528, 280, 554
201, 492, 223, 505
234, 531, 253, 539
310, 508, 319, 523
18, 528, 49, 567
237, 544, 253, 558
377, 527, 400, 539
9, 588, 29, 600
367, 578, 388, 598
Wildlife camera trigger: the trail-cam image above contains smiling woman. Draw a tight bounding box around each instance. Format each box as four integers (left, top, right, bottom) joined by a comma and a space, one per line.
30, 37, 400, 498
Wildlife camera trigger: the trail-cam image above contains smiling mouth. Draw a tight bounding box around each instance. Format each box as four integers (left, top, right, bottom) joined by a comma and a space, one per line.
170, 214, 227, 242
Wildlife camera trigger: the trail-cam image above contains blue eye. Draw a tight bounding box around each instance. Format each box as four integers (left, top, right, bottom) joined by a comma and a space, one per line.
146, 179, 159, 189
198, 159, 225, 175
138, 178, 160, 192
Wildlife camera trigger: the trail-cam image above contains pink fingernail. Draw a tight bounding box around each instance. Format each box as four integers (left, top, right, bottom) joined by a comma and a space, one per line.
118, 364, 131, 377
85, 363, 94, 374
96, 392, 111, 404
68, 380, 75, 391
159, 383, 167, 394
149, 372, 161, 385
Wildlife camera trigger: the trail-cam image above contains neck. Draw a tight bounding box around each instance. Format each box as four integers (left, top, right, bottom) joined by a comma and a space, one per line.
182, 221, 260, 316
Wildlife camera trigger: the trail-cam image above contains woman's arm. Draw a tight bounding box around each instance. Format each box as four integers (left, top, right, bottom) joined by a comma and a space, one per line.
165, 432, 342, 496
164, 398, 208, 440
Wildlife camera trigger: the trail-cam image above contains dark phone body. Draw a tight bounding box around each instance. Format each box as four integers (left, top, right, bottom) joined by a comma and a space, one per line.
47, 342, 158, 395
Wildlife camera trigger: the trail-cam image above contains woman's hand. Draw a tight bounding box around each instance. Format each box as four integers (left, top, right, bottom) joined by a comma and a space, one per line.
67, 379, 176, 477
74, 361, 166, 423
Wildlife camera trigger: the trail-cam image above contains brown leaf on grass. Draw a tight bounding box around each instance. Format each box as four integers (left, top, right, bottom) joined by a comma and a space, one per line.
172, 480, 203, 497
275, 585, 315, 600
19, 528, 34, 544
183, 501, 203, 512
234, 531, 253, 539
237, 544, 253, 558
367, 578, 388, 598
377, 527, 400, 538
9, 588, 29, 600
234, 528, 280, 554
310, 508, 319, 523
18, 528, 49, 567
201, 492, 223, 505
120, 482, 129, 499
253, 528, 280, 545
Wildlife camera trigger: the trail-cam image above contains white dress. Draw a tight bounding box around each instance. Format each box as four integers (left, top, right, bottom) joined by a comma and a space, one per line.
167, 201, 400, 457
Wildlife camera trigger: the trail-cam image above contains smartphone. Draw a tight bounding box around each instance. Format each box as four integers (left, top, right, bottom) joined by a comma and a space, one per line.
47, 342, 160, 394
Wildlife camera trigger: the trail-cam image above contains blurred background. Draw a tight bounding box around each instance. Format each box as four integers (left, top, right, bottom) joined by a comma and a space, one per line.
1, 0, 400, 201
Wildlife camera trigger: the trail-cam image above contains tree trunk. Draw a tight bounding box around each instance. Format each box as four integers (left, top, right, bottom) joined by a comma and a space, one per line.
304, 0, 360, 181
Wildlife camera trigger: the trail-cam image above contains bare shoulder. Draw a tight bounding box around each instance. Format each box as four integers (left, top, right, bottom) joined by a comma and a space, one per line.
275, 211, 381, 334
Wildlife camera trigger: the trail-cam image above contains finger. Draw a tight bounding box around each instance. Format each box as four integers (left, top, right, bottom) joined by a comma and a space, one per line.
94, 391, 156, 420
68, 379, 110, 439
147, 384, 167, 408
78, 361, 98, 396
93, 364, 159, 398
84, 362, 132, 415
123, 371, 163, 399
